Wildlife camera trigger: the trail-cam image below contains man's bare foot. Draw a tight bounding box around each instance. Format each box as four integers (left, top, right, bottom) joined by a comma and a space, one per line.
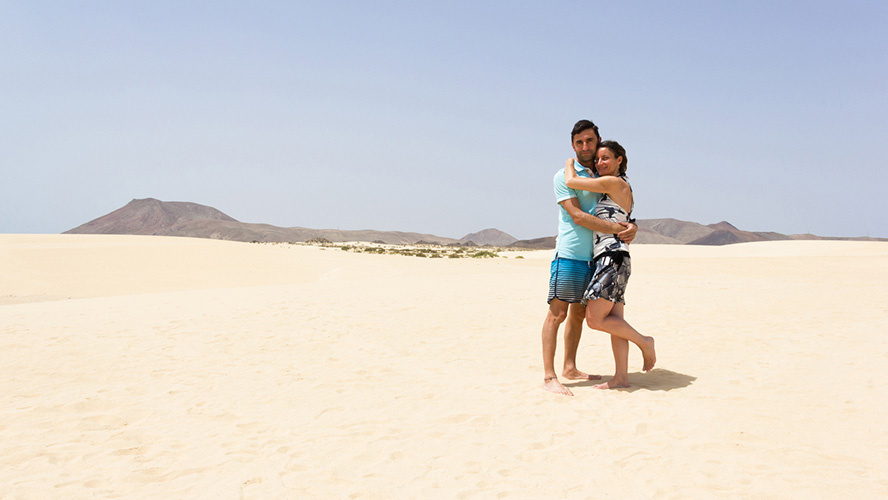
562, 368, 602, 381
641, 336, 656, 371
542, 376, 573, 396
594, 378, 630, 390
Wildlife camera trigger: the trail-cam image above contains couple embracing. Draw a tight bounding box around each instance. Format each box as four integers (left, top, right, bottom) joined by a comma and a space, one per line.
541, 119, 656, 396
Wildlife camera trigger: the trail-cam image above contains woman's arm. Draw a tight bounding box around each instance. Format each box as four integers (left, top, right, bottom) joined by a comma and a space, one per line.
564, 159, 622, 194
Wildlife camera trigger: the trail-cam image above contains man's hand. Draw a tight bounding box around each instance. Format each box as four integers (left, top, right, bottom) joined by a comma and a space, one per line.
561, 198, 630, 235
617, 222, 637, 244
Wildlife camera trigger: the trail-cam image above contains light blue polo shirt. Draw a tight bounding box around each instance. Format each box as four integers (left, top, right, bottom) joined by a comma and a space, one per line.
553, 160, 601, 261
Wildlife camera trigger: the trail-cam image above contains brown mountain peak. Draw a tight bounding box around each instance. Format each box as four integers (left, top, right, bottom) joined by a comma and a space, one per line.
65, 198, 237, 235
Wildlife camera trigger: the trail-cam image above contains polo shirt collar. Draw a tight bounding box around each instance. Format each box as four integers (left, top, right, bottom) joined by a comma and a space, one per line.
574, 160, 593, 174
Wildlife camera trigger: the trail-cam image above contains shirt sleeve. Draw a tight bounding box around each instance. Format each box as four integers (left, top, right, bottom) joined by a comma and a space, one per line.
553, 168, 576, 204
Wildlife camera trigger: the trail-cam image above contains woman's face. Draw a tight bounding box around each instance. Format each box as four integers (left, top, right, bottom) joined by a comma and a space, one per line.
595, 147, 622, 177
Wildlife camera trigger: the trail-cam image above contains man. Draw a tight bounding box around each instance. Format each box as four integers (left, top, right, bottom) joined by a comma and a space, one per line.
542, 119, 637, 396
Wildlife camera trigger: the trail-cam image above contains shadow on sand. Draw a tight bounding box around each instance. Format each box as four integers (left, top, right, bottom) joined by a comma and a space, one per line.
566, 368, 696, 393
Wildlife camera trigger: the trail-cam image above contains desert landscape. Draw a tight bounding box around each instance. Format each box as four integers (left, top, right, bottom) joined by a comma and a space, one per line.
2, 234, 886, 498
64, 198, 888, 247
7, 0, 886, 497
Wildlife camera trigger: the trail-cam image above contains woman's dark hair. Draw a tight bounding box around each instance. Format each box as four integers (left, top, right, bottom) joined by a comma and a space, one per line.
599, 140, 628, 176
571, 119, 600, 141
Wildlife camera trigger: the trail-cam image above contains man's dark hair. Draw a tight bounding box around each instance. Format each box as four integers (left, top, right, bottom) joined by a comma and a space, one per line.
571, 120, 600, 141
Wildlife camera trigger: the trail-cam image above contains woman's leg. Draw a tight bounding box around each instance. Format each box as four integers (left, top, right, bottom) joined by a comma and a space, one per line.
585, 298, 656, 371
596, 302, 630, 389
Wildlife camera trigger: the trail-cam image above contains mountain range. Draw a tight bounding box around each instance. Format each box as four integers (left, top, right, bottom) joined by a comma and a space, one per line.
64, 198, 886, 247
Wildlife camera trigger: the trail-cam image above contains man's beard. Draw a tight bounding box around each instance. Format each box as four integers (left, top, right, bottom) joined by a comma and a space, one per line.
576, 152, 595, 167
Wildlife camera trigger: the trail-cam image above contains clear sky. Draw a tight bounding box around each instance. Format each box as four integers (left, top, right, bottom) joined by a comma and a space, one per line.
3, 1, 886, 239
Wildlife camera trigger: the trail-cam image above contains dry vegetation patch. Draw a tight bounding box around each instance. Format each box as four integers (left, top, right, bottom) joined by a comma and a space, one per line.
252, 239, 517, 258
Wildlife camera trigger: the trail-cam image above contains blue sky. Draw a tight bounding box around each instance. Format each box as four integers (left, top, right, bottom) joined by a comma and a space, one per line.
3, 1, 886, 239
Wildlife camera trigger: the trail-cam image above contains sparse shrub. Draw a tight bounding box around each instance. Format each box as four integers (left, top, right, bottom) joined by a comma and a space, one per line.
471, 250, 498, 258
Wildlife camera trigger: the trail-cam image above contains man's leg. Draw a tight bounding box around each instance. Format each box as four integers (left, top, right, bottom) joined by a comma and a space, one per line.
562, 303, 601, 380
541, 299, 573, 396
596, 302, 630, 389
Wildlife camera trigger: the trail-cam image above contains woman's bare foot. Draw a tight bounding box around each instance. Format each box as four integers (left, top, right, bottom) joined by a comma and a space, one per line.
594, 378, 630, 390
542, 376, 573, 396
641, 336, 656, 371
562, 368, 602, 381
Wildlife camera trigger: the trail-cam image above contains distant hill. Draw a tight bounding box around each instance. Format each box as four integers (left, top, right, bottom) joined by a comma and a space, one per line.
64, 198, 237, 235
640, 218, 713, 243
65, 199, 886, 247
509, 236, 556, 250
65, 198, 460, 245
511, 218, 886, 248
641, 219, 794, 245
638, 219, 886, 245
459, 228, 517, 247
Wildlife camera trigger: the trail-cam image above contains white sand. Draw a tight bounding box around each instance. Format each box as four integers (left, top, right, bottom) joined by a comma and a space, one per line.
2, 234, 887, 499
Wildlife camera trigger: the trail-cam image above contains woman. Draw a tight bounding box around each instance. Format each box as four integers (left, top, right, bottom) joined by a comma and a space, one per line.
564, 141, 656, 388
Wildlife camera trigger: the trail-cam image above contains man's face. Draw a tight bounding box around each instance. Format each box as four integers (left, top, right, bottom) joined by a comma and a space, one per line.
571, 129, 599, 167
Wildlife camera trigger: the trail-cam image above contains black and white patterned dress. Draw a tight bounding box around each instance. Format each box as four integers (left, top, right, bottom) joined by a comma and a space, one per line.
583, 176, 634, 305
592, 175, 633, 258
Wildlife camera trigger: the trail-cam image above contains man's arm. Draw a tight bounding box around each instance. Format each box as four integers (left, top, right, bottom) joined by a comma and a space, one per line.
560, 198, 638, 243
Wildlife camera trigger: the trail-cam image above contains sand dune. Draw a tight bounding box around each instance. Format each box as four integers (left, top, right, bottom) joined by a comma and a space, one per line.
1, 235, 886, 498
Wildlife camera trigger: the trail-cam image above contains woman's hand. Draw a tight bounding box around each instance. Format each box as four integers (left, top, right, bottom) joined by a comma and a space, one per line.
564, 158, 577, 182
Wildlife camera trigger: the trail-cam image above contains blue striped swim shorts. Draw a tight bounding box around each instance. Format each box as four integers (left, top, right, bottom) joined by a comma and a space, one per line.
547, 257, 593, 304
